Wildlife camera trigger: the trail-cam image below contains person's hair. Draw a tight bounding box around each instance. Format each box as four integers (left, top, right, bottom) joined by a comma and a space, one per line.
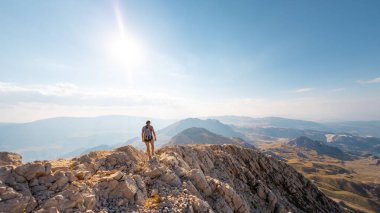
146, 120, 151, 125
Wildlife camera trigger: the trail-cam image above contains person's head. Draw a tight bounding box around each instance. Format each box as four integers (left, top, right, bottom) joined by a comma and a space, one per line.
146, 120, 151, 125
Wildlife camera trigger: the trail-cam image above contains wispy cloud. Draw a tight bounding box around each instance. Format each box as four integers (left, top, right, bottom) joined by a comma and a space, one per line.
0, 82, 27, 93
0, 82, 78, 96
1, 82, 380, 122
0, 81, 185, 107
0, 81, 193, 122
289, 88, 314, 93
357, 77, 380, 84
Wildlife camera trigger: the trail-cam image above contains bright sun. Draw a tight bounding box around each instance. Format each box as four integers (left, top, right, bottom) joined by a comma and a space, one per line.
106, 34, 146, 68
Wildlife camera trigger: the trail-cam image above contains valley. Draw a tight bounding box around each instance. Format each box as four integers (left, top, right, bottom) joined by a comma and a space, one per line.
260, 139, 380, 213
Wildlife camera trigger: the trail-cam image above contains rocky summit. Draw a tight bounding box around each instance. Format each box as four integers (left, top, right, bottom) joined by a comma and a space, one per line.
0, 145, 342, 213
0, 152, 22, 167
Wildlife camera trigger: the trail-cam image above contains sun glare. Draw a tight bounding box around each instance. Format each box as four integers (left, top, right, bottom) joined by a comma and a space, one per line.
106, 34, 146, 68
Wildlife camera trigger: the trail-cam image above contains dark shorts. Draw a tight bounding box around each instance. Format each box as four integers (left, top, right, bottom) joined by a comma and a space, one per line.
144, 136, 153, 142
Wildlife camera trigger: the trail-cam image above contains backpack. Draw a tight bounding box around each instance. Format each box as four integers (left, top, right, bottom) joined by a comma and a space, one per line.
143, 125, 153, 141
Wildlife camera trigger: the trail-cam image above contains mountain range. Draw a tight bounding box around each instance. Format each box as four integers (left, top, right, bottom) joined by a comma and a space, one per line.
121, 117, 249, 151
1, 115, 380, 162
0, 115, 174, 162
325, 134, 380, 156
211, 115, 380, 137
209, 116, 326, 130
287, 136, 352, 160
166, 127, 254, 148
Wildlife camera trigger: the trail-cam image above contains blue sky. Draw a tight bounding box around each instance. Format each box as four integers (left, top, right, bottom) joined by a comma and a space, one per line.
0, 0, 379, 122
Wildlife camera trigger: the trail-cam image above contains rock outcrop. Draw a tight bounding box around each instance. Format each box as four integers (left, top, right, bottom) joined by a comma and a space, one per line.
0, 152, 22, 166
0, 144, 342, 212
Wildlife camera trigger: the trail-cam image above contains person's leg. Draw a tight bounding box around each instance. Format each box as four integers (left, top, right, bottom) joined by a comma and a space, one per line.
145, 141, 151, 160
150, 140, 155, 156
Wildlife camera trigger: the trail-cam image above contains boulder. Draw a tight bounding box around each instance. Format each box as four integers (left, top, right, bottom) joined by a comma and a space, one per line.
108, 171, 124, 181
188, 169, 212, 196
160, 169, 181, 187
120, 175, 139, 200
15, 162, 51, 180
74, 170, 91, 180
0, 152, 22, 166
0, 183, 35, 212
191, 198, 212, 212
83, 194, 96, 210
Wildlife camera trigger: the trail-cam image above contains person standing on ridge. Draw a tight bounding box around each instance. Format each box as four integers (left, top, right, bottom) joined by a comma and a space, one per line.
141, 120, 157, 160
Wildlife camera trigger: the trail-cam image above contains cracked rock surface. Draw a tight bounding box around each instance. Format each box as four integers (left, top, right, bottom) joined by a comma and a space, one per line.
0, 145, 342, 212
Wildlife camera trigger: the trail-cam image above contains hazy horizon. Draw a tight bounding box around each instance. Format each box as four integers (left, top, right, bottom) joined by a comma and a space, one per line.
1, 1, 379, 122
1, 114, 380, 124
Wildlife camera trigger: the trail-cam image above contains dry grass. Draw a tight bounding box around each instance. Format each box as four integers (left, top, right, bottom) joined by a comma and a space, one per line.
286, 158, 299, 164
261, 142, 380, 213
50, 158, 71, 172
321, 188, 378, 213
144, 194, 161, 209
344, 159, 380, 183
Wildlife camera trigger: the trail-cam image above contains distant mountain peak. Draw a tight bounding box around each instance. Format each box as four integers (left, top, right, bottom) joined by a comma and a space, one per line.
288, 136, 352, 160
167, 127, 254, 149
157, 117, 247, 140
324, 134, 380, 156
179, 118, 223, 124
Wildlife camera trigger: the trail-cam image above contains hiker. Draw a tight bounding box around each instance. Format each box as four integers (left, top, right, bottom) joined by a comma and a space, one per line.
141, 120, 157, 160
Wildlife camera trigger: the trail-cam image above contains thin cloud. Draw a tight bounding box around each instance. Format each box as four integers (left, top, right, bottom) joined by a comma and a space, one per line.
0, 81, 185, 107
290, 88, 314, 94
0, 82, 78, 96
357, 77, 380, 84
0, 82, 28, 93
1, 88, 380, 122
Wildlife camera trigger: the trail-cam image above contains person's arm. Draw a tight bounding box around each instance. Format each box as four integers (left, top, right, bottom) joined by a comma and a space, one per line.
141, 127, 144, 141
152, 127, 157, 141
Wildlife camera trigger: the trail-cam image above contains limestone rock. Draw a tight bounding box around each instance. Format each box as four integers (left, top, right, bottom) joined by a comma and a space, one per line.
0, 144, 342, 213
15, 162, 50, 180
0, 152, 22, 166
108, 171, 124, 181
188, 169, 212, 196
0, 181, 36, 212
120, 175, 139, 200
83, 194, 96, 210
74, 170, 91, 180
191, 198, 212, 212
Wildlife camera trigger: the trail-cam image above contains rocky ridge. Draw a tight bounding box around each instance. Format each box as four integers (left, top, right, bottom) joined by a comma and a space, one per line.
0, 144, 342, 212
288, 136, 352, 160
